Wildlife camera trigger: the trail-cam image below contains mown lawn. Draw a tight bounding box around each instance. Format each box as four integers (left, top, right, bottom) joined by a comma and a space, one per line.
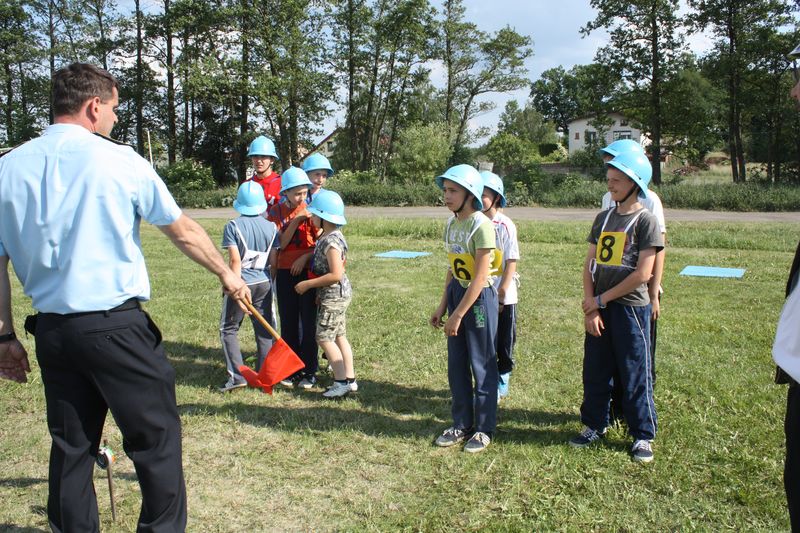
1, 217, 798, 532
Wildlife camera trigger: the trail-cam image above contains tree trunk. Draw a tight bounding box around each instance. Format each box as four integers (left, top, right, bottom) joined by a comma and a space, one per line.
4, 61, 13, 142
649, 6, 661, 185
346, 0, 357, 169
134, 0, 144, 155
165, 0, 176, 164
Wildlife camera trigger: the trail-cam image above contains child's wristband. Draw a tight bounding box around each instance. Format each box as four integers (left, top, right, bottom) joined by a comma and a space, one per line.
595, 295, 606, 309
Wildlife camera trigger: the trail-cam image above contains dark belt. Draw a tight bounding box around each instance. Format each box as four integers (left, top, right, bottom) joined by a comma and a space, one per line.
39, 298, 142, 319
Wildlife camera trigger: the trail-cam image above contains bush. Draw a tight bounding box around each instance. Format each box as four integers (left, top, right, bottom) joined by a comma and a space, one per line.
159, 159, 216, 193
567, 148, 605, 180
172, 184, 237, 209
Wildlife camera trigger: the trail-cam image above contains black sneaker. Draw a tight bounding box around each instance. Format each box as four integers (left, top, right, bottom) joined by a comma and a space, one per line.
463, 432, 491, 453
569, 426, 606, 448
434, 427, 468, 447
631, 439, 654, 463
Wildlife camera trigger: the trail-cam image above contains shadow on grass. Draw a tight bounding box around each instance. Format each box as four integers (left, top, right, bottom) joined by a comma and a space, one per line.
163, 340, 224, 389
180, 378, 576, 446
0, 524, 49, 533
0, 478, 46, 488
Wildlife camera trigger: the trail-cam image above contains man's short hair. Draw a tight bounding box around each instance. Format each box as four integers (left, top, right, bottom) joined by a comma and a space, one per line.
52, 63, 118, 117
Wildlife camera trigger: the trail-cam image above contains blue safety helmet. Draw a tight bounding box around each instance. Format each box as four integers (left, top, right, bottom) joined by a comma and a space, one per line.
247, 135, 279, 159
308, 188, 347, 226
599, 139, 646, 159
233, 181, 268, 216
435, 164, 483, 211
279, 166, 313, 194
480, 171, 507, 208
606, 151, 652, 195
302, 153, 334, 177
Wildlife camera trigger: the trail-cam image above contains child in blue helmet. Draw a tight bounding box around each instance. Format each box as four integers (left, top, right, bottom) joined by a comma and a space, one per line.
479, 171, 520, 400
302, 153, 334, 198
294, 189, 356, 398
218, 181, 279, 392
246, 135, 282, 206
430, 164, 499, 453
571, 151, 664, 462
598, 139, 666, 425
267, 167, 320, 389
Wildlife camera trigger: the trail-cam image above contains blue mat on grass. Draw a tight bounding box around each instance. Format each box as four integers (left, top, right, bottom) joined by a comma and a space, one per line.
374, 250, 431, 259
679, 265, 746, 278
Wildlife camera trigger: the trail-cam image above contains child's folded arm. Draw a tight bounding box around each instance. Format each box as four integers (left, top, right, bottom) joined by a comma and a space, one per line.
589, 247, 657, 313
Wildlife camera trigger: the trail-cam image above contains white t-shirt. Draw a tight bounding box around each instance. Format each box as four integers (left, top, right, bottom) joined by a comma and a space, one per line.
601, 190, 666, 234
491, 212, 520, 305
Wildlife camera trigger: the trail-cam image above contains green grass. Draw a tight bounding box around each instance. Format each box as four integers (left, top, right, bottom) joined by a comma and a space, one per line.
1, 218, 798, 531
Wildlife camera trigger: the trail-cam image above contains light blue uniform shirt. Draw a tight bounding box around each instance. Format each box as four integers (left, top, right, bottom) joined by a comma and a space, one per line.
0, 124, 183, 313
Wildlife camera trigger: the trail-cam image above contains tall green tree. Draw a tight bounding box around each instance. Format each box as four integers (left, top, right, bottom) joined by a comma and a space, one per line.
687, 0, 794, 182
583, 0, 685, 185
529, 66, 579, 134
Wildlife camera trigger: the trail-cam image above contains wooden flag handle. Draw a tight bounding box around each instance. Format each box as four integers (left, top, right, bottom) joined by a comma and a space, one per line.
244, 300, 281, 341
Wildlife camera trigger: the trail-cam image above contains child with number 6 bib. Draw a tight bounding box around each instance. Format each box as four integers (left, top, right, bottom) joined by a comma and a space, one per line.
430, 164, 498, 453
571, 151, 663, 463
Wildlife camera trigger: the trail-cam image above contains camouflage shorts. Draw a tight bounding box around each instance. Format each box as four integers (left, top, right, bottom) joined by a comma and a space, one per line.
316, 297, 351, 342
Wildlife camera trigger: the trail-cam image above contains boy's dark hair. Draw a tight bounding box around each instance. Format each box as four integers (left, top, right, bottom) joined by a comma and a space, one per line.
52, 63, 118, 116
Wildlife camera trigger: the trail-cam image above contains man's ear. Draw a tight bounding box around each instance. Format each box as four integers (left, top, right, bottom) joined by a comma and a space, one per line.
85, 96, 101, 124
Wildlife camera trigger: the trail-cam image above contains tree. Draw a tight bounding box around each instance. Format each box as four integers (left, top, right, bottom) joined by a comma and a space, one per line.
529, 66, 579, 134
497, 99, 558, 146
583, 0, 686, 185
687, 0, 794, 182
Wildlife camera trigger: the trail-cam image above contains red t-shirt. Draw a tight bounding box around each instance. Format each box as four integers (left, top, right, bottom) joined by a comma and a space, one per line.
267, 200, 318, 270
249, 172, 281, 206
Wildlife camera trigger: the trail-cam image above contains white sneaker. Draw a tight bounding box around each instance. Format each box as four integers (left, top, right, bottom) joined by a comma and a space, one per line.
323, 381, 351, 398
348, 379, 358, 392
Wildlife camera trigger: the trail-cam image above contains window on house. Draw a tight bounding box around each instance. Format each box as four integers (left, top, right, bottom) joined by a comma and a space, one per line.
574, 132, 580, 140
613, 130, 632, 141
327, 141, 335, 151
620, 118, 629, 126
585, 131, 597, 144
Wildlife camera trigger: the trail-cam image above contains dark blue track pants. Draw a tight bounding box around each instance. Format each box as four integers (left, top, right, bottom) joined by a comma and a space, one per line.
581, 302, 657, 441
496, 303, 516, 375
276, 269, 318, 377
446, 280, 499, 435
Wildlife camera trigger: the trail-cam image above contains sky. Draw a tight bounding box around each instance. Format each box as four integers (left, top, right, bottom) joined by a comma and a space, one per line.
317, 0, 714, 146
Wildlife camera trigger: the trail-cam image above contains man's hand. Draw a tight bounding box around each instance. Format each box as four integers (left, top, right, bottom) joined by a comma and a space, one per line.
0, 340, 30, 383
290, 255, 309, 276
220, 271, 252, 313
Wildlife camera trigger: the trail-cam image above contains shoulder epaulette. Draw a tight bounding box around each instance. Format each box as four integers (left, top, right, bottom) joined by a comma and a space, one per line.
93, 132, 132, 147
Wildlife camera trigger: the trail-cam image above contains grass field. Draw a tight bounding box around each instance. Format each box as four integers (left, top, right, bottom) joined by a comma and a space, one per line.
1, 216, 799, 532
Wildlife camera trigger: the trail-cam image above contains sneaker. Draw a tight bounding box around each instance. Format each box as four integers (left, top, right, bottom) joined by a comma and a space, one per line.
569, 426, 606, 448
297, 376, 317, 390
279, 377, 296, 388
218, 379, 247, 393
498, 372, 511, 399
322, 381, 351, 398
463, 431, 491, 453
434, 427, 468, 447
631, 439, 654, 463
348, 379, 358, 392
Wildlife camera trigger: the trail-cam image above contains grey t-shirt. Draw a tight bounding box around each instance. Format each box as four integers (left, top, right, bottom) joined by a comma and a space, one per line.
587, 207, 664, 307
311, 230, 352, 302
221, 215, 278, 285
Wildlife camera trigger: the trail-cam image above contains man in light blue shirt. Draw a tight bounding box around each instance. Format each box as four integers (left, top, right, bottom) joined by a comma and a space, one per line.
0, 63, 250, 533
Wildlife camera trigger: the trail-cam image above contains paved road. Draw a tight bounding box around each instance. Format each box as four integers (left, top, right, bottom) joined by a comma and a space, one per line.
184, 205, 800, 223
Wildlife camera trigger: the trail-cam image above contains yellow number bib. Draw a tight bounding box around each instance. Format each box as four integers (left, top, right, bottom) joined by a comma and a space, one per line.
596, 231, 626, 266
490, 249, 504, 275
448, 253, 475, 281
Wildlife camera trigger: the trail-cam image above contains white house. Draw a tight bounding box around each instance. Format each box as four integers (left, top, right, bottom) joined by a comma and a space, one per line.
567, 112, 647, 154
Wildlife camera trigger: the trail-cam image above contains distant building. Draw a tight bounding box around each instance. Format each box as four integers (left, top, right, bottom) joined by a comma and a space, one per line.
567, 113, 647, 155
309, 128, 340, 159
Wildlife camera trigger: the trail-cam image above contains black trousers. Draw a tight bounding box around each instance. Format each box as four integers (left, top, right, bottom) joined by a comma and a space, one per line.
610, 307, 658, 424
35, 302, 186, 533
275, 269, 319, 377
787, 384, 800, 532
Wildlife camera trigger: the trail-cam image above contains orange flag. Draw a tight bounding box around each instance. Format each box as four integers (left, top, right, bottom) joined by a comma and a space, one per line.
239, 338, 305, 394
